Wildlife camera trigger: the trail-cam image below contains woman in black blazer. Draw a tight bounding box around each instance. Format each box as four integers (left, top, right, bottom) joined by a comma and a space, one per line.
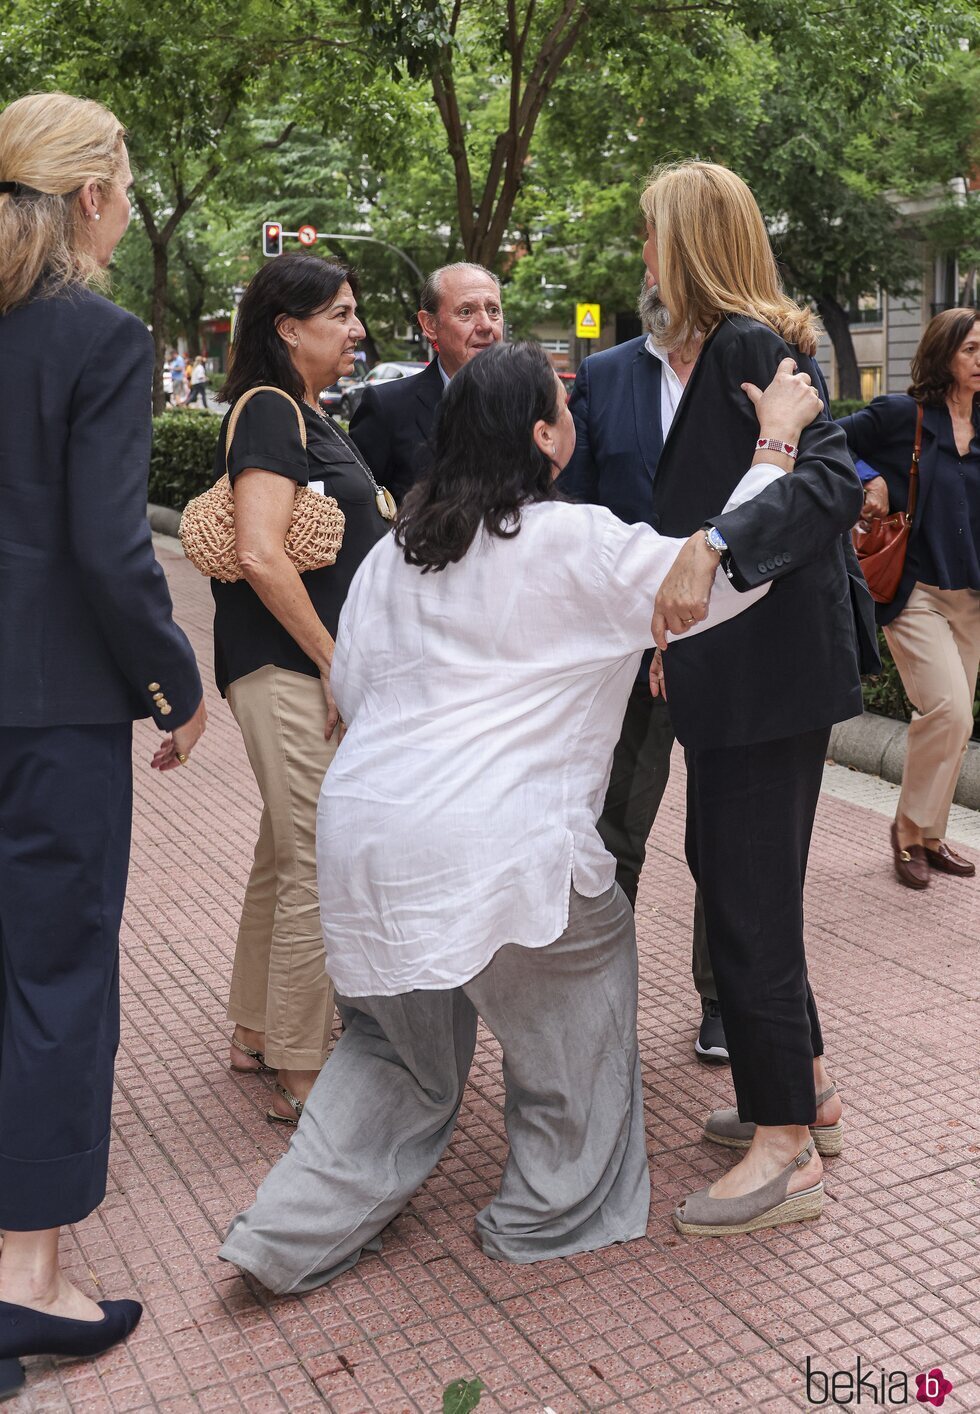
638, 161, 874, 1239
839, 308, 980, 889
0, 93, 205, 1394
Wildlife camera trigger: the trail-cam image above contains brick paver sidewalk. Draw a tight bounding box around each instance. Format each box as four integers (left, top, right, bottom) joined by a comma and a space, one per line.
12, 543, 979, 1412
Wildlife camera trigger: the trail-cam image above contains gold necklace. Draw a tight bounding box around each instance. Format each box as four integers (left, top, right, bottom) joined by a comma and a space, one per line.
303, 398, 396, 520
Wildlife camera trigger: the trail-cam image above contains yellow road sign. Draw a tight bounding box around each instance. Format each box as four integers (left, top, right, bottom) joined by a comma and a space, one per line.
576, 303, 601, 339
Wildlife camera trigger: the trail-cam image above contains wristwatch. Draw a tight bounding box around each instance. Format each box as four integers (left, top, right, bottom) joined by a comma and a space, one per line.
703, 524, 735, 583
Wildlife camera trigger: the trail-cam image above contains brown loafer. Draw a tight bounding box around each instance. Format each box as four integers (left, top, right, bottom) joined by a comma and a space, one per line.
890, 823, 929, 890
923, 841, 976, 877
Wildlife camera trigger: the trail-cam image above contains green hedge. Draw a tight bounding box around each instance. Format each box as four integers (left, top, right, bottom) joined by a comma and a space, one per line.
829, 398, 866, 419
861, 632, 911, 721
148, 411, 222, 510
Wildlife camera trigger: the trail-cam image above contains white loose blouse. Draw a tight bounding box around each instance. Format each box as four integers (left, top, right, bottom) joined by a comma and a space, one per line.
317, 465, 782, 999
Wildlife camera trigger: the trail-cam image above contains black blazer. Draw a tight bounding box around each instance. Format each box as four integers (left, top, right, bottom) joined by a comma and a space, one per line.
837, 395, 968, 626
652, 316, 877, 750
348, 358, 443, 503
0, 286, 201, 728
559, 336, 664, 524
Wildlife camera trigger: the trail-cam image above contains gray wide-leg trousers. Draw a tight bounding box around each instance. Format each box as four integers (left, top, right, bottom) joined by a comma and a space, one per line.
219, 883, 649, 1294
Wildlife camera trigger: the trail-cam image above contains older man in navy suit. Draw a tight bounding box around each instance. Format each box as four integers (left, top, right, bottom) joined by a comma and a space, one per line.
350, 263, 504, 502
559, 281, 725, 1062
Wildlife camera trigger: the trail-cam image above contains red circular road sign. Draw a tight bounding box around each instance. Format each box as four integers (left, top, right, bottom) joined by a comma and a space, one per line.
297, 224, 317, 246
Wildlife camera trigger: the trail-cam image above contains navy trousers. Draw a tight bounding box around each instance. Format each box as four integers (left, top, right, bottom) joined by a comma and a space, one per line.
0, 723, 132, 1229
684, 727, 829, 1127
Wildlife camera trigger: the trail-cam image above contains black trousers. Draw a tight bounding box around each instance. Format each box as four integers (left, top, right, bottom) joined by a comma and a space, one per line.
684, 727, 828, 1126
598, 682, 714, 999
0, 723, 132, 1229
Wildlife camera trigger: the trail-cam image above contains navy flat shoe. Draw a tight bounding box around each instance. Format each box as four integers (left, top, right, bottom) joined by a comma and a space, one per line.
0, 1298, 142, 1361
0, 1358, 24, 1401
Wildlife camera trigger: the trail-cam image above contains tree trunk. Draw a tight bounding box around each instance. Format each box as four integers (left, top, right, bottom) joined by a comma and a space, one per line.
815, 293, 861, 401
150, 240, 169, 415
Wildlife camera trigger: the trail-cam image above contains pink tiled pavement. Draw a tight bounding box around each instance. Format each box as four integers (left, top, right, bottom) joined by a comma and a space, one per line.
10, 543, 978, 1413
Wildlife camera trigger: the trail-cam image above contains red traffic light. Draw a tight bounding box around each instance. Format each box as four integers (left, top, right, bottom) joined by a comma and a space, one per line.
262, 221, 282, 257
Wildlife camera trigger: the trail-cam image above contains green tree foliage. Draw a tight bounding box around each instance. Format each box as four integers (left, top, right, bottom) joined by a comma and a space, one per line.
1, 0, 976, 379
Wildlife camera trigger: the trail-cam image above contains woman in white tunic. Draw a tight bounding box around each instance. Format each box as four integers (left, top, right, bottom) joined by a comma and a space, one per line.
220, 341, 825, 1294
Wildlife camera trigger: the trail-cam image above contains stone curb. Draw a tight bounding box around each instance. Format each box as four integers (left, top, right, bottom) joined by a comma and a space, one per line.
829, 712, 980, 811
148, 502, 182, 537
149, 501, 980, 812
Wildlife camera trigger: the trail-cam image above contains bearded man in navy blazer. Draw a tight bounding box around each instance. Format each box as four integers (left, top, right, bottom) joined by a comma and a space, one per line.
350, 263, 504, 502
559, 280, 726, 1062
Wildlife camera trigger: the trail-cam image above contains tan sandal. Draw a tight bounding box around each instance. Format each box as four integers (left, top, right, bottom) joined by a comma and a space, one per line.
673, 1138, 823, 1237
266, 1083, 304, 1126
229, 1035, 273, 1075
703, 1082, 844, 1157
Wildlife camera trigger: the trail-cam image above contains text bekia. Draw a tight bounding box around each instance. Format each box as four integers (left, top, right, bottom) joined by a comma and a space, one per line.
805, 1357, 953, 1407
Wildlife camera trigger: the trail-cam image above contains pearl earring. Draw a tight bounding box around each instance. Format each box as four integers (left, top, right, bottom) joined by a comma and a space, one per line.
93, 212, 101, 221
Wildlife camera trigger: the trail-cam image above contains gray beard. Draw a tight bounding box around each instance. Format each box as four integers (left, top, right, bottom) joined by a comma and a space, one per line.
638, 281, 670, 341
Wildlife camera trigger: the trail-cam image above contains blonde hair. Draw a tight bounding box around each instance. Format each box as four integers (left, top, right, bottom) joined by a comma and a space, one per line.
640, 160, 817, 357
0, 92, 126, 316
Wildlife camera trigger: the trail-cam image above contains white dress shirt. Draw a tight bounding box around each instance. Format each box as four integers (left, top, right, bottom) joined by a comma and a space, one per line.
317, 466, 783, 998
644, 333, 687, 437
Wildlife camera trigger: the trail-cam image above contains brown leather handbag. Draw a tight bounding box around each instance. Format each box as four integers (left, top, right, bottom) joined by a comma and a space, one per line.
850, 402, 923, 604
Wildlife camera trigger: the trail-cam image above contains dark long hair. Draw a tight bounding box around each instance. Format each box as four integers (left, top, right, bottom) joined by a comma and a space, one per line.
908, 306, 980, 406
395, 341, 563, 572
223, 253, 357, 405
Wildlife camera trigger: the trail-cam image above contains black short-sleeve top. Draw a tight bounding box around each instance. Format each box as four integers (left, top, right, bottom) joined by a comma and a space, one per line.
211, 389, 391, 695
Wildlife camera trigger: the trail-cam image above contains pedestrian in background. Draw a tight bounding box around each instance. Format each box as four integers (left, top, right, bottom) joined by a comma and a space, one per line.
186, 352, 209, 408
840, 308, 980, 889
213, 254, 392, 1124
0, 91, 206, 1396
170, 346, 186, 403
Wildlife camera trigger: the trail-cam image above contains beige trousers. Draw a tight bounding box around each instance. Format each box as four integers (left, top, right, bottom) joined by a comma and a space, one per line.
226, 665, 337, 1070
883, 583, 980, 838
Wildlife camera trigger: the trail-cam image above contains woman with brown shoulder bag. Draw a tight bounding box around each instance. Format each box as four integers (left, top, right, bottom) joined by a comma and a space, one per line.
840, 307, 980, 890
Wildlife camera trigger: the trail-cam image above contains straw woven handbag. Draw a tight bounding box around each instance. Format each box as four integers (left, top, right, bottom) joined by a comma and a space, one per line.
179, 385, 345, 583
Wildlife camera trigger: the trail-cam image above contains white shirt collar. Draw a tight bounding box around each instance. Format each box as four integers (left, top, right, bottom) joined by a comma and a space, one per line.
437, 359, 452, 388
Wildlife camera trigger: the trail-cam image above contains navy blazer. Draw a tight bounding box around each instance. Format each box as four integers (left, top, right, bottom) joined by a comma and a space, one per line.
349, 358, 443, 503
652, 317, 877, 750
559, 336, 663, 526
837, 395, 972, 626
0, 286, 201, 728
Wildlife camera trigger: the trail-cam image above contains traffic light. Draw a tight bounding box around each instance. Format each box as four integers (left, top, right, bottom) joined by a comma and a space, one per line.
262, 221, 282, 257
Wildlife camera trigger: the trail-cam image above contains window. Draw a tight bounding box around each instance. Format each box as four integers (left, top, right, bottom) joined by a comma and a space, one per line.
859, 365, 882, 401
538, 339, 570, 354
848, 291, 882, 325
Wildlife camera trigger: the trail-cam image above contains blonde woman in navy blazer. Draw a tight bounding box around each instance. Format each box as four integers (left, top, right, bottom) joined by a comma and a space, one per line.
0, 93, 204, 1395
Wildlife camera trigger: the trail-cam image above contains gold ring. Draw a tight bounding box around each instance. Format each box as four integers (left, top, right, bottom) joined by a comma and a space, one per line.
177, 752, 189, 764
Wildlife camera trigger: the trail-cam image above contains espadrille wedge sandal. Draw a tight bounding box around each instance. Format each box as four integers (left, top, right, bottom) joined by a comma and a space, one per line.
673, 1138, 823, 1237
703, 1083, 843, 1157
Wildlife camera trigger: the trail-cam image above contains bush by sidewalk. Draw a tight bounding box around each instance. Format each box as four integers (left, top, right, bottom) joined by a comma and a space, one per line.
829, 398, 866, 419
149, 411, 221, 510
